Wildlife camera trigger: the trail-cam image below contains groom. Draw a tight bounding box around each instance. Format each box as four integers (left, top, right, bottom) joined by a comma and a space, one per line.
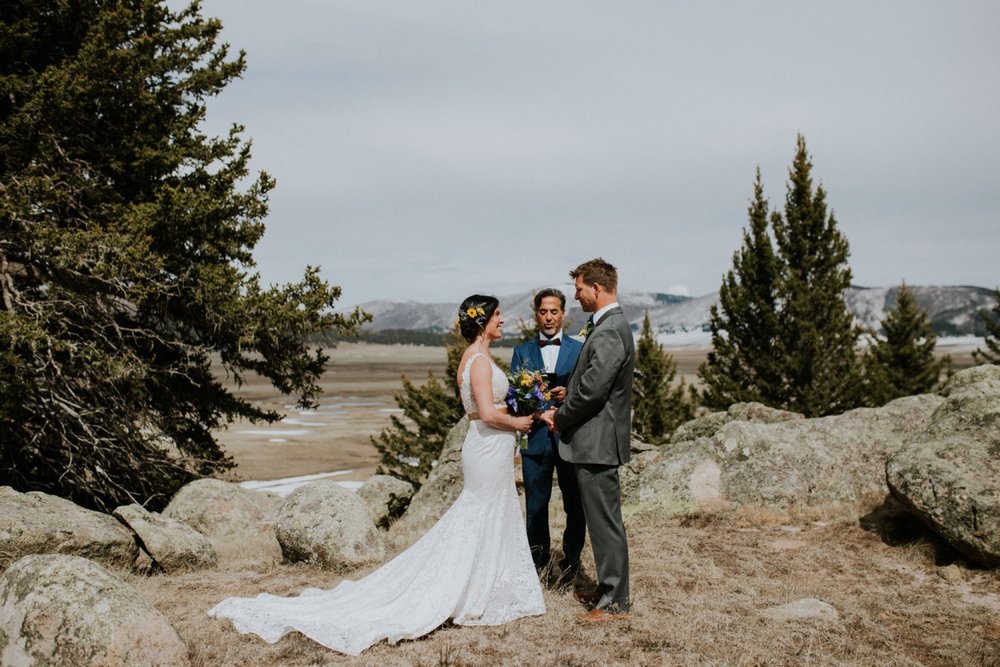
510, 288, 585, 586
541, 258, 634, 621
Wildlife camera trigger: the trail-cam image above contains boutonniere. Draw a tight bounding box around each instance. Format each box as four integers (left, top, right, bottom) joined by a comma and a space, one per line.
579, 320, 595, 339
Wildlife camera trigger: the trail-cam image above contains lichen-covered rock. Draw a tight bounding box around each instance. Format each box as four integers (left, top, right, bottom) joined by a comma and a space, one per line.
760, 598, 839, 623
357, 475, 415, 529
669, 402, 804, 444
0, 554, 189, 666
163, 478, 280, 565
389, 417, 469, 549
113, 504, 217, 573
276, 480, 385, 569
887, 366, 1000, 567
0, 487, 138, 572
628, 393, 944, 515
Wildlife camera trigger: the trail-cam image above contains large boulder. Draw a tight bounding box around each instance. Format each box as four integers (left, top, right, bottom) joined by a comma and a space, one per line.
357, 475, 415, 529
163, 478, 281, 565
628, 393, 944, 515
275, 480, 385, 569
389, 417, 469, 549
886, 365, 1000, 567
670, 402, 804, 444
113, 504, 217, 573
0, 554, 189, 666
0, 487, 138, 572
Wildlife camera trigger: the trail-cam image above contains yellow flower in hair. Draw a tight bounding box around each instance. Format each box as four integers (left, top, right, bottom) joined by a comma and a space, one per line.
476, 307, 486, 317
466, 308, 478, 318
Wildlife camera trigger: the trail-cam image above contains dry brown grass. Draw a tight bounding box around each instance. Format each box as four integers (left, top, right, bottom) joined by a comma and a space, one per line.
132, 496, 1000, 666
153, 342, 995, 665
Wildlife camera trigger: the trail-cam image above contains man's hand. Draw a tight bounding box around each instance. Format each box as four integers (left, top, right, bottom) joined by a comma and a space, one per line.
539, 408, 558, 432
548, 386, 567, 403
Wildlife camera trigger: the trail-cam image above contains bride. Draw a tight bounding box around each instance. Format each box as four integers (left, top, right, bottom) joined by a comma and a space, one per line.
208, 295, 545, 655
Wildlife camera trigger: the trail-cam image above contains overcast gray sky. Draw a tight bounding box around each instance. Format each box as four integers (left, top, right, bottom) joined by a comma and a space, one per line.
190, 0, 999, 306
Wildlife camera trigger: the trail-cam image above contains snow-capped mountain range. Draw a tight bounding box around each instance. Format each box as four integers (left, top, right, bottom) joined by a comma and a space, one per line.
355, 284, 996, 341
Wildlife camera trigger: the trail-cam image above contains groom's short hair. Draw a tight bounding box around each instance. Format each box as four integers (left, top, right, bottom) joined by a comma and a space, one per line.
533, 288, 566, 311
570, 258, 618, 293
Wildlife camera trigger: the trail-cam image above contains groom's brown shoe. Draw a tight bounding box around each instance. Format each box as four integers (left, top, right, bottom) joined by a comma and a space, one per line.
572, 589, 601, 607
577, 608, 629, 623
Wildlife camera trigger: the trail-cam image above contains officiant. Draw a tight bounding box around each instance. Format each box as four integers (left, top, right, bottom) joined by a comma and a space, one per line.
510, 288, 586, 587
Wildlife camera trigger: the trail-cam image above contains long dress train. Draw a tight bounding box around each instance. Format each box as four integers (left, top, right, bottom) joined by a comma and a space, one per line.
208, 352, 545, 656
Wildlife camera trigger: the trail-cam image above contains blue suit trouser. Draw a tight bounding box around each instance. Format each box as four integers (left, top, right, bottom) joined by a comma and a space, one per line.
521, 445, 586, 572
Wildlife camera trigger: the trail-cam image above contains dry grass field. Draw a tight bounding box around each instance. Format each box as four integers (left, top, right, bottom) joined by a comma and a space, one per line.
163, 341, 1000, 665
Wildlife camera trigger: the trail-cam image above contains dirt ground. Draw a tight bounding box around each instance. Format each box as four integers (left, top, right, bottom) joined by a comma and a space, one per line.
138, 500, 1000, 666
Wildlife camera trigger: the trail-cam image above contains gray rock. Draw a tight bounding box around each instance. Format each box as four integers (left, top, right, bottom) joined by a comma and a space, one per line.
760, 598, 839, 623
628, 393, 944, 515
357, 475, 415, 529
0, 554, 189, 666
276, 480, 385, 569
113, 504, 217, 573
163, 478, 281, 565
389, 417, 469, 549
669, 402, 804, 444
886, 366, 1000, 567
0, 487, 138, 572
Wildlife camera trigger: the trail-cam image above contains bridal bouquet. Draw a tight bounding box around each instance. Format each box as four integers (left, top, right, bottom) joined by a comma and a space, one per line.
505, 368, 551, 449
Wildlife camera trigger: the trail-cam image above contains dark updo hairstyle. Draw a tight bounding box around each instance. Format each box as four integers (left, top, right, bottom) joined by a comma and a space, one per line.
457, 294, 499, 343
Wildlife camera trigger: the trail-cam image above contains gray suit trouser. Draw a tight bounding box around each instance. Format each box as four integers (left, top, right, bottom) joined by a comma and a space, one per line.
575, 462, 629, 612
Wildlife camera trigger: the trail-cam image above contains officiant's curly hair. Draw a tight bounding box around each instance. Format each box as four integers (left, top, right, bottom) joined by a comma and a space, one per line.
457, 295, 499, 342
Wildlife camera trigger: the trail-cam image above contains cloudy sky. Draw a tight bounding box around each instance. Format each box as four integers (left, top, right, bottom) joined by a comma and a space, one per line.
188, 0, 999, 307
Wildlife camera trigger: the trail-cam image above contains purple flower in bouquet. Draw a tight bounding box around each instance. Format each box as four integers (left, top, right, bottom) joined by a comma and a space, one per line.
505, 368, 551, 448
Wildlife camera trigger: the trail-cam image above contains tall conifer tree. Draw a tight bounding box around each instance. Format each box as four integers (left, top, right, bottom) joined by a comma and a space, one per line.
864, 283, 948, 404
701, 135, 863, 417
634, 310, 695, 444
972, 288, 1000, 365
699, 169, 782, 408
0, 1, 368, 511
771, 135, 863, 416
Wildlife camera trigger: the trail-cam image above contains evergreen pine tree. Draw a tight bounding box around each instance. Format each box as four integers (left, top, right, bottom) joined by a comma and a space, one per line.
371, 327, 465, 488
864, 283, 949, 404
0, 1, 367, 511
771, 135, 863, 416
972, 288, 1000, 365
698, 168, 783, 409
633, 310, 695, 444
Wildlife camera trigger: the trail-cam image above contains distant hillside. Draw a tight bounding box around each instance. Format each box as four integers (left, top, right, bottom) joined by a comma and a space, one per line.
355, 285, 995, 340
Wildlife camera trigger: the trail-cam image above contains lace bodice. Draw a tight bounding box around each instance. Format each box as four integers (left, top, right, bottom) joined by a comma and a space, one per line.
460, 353, 508, 413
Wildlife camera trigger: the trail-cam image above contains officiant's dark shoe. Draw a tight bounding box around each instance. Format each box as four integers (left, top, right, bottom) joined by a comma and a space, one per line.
572, 589, 601, 607
577, 608, 629, 623
553, 563, 579, 589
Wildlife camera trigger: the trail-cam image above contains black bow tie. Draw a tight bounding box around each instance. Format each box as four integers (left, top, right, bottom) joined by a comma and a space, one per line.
539, 337, 561, 347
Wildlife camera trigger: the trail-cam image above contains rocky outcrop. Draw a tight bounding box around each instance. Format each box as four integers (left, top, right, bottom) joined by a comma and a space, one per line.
389, 417, 469, 549
669, 402, 804, 444
275, 480, 385, 569
886, 365, 1000, 567
163, 478, 281, 565
113, 504, 217, 573
0, 487, 138, 572
357, 475, 415, 529
627, 394, 944, 515
0, 554, 189, 666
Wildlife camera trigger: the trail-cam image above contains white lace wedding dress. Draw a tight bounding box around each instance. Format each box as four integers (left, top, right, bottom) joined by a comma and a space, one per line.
208, 353, 545, 656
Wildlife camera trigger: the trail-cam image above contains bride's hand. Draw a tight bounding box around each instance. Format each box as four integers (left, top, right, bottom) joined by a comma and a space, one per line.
512, 415, 534, 433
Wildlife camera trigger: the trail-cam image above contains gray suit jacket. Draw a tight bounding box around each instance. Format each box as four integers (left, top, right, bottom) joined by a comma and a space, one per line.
555, 306, 635, 466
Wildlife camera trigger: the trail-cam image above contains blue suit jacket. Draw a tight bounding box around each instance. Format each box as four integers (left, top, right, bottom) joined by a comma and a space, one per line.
510, 334, 583, 456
